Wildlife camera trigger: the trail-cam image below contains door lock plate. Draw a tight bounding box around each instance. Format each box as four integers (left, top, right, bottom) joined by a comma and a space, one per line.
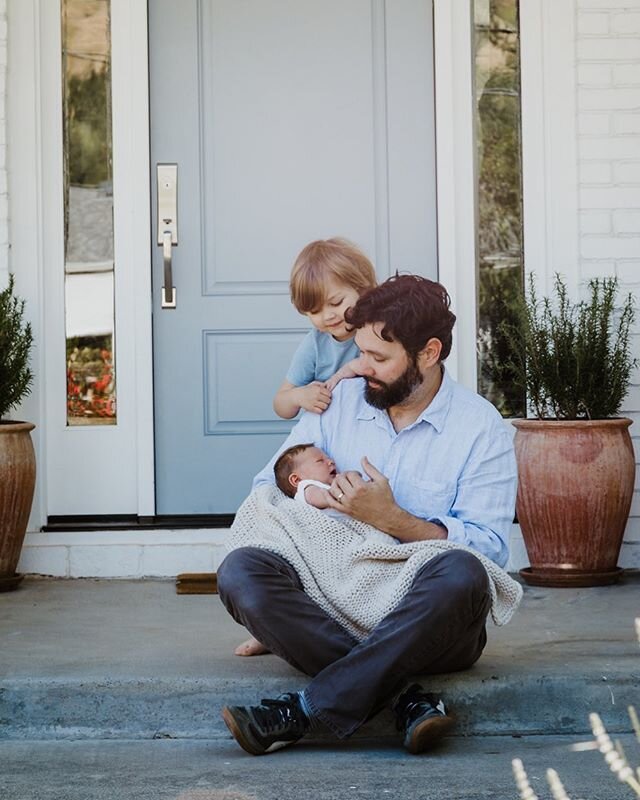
157, 164, 178, 245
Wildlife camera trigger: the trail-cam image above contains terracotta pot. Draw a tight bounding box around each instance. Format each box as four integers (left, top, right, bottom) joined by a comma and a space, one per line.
513, 418, 635, 587
0, 421, 36, 591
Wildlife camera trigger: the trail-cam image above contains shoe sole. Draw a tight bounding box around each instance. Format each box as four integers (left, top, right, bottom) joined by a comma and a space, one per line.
221, 706, 265, 755
405, 713, 455, 754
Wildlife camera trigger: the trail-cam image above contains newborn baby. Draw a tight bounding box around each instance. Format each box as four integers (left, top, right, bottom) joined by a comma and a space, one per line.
274, 442, 338, 510
235, 443, 339, 658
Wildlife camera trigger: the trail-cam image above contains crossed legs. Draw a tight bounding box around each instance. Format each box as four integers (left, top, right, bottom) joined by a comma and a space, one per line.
217, 546, 491, 738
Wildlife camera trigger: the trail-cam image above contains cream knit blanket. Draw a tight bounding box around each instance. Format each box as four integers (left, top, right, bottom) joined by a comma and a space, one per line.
228, 484, 523, 642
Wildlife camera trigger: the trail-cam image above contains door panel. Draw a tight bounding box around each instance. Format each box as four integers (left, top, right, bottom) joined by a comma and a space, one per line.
149, 0, 437, 514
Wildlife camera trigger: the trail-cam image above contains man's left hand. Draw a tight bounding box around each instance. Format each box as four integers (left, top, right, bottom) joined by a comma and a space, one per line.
326, 457, 397, 526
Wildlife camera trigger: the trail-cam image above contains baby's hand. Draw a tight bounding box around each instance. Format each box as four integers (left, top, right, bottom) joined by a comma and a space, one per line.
304, 484, 332, 509
325, 357, 364, 391
296, 381, 332, 414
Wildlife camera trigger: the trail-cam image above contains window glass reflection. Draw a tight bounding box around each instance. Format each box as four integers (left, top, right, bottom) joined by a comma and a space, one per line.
62, 0, 116, 425
474, 0, 526, 418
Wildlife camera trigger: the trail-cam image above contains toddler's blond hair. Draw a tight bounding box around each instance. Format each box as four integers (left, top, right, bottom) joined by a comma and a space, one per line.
290, 237, 376, 314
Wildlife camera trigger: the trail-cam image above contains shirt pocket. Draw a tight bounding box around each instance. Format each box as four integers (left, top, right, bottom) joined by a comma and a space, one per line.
403, 479, 457, 520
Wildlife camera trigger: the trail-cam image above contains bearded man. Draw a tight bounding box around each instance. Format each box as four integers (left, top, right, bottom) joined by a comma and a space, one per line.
217, 274, 518, 755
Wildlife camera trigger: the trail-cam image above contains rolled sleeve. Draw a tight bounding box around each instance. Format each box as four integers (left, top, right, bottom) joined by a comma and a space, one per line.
428, 426, 517, 567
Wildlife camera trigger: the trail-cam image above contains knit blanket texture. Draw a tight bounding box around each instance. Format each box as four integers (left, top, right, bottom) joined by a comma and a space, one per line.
228, 484, 523, 641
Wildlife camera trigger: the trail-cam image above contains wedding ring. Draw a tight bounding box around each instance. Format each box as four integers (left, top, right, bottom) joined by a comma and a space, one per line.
337, 492, 344, 502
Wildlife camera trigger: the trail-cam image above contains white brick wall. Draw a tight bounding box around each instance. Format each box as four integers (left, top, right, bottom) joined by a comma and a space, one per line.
17, 530, 229, 578
0, 0, 7, 287
577, 0, 640, 568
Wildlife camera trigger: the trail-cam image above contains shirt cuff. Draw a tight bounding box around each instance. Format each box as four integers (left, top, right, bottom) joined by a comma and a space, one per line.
427, 514, 465, 544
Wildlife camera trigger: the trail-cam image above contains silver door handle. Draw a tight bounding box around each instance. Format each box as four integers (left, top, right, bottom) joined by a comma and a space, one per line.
162, 230, 176, 308
157, 163, 178, 309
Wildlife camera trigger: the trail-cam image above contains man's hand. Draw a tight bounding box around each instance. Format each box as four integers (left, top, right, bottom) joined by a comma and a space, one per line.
295, 381, 332, 414
325, 457, 396, 526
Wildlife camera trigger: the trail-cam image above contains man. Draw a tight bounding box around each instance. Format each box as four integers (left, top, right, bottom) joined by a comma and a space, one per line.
217, 274, 517, 755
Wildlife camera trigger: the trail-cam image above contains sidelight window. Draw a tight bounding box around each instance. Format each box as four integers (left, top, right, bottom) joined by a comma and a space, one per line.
473, 0, 526, 418
62, 0, 116, 425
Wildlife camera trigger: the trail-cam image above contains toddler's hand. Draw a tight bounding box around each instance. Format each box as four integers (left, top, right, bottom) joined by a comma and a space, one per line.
325, 357, 364, 391
296, 381, 332, 414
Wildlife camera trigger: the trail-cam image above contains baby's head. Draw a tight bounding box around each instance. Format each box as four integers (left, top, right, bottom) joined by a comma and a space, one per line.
274, 443, 337, 498
290, 238, 377, 316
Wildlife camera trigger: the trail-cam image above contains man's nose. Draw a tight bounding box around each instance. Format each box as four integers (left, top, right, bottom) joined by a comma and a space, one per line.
359, 360, 375, 377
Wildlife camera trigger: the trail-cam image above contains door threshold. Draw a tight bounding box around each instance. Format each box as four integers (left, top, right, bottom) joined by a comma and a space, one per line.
43, 514, 235, 532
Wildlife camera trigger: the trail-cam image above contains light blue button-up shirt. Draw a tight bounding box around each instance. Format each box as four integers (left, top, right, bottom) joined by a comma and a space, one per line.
253, 370, 517, 567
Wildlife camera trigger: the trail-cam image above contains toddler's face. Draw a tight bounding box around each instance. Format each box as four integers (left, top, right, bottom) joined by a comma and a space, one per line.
306, 277, 360, 342
293, 447, 337, 486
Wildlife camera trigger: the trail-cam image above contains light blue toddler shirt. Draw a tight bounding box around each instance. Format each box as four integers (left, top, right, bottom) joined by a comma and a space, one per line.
286, 329, 360, 386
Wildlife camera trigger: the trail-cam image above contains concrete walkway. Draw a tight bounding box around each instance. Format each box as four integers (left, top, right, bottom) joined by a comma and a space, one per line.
3, 735, 637, 800
1, 575, 639, 741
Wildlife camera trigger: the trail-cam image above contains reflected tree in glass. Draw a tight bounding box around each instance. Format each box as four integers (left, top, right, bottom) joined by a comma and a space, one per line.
474, 0, 526, 418
62, 0, 116, 425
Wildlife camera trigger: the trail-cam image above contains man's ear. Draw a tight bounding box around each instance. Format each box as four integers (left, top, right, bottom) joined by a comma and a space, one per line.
289, 473, 301, 490
418, 337, 442, 369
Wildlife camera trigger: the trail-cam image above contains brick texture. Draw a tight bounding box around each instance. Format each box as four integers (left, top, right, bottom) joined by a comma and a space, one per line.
577, 1, 640, 557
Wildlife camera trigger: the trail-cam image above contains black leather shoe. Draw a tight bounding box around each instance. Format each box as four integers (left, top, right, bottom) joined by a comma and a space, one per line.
222, 692, 310, 755
392, 683, 455, 754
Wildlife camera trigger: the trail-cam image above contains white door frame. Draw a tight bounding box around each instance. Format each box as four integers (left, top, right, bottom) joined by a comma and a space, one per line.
9, 0, 154, 522
433, 0, 477, 387
8, 0, 578, 526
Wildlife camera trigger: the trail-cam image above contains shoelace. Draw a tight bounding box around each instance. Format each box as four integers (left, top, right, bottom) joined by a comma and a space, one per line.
396, 694, 440, 730
253, 697, 307, 736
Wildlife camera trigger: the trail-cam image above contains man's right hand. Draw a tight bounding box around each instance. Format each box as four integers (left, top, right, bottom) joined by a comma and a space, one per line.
296, 381, 332, 414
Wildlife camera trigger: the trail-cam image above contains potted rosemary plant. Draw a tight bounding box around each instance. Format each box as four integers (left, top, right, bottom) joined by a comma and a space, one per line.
0, 274, 35, 592
502, 274, 637, 587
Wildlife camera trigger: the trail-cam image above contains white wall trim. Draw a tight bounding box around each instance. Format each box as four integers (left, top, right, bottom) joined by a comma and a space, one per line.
7, 0, 48, 527
18, 528, 230, 578
520, 0, 580, 296
433, 0, 478, 390
16, 524, 529, 578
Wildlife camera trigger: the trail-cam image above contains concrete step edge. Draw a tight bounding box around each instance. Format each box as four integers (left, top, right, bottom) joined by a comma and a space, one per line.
1, 671, 637, 741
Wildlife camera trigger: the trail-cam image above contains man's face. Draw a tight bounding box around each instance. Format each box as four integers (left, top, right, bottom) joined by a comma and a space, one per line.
354, 323, 424, 410
292, 447, 337, 486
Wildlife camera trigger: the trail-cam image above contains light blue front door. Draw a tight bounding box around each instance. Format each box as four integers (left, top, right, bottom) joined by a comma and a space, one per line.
149, 0, 438, 514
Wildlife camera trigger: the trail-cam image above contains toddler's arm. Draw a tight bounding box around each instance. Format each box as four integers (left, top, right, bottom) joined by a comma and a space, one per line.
325, 357, 364, 391
273, 380, 332, 419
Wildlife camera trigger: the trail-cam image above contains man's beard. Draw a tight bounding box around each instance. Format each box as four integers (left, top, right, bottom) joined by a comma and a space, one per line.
364, 360, 423, 409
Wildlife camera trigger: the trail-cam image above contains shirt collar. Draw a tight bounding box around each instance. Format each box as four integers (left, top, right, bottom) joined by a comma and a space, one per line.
355, 367, 454, 434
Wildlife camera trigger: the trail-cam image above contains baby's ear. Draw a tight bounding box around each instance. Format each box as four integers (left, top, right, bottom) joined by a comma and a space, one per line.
289, 473, 300, 489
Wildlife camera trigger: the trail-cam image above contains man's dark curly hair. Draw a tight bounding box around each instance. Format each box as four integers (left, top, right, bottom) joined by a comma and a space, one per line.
345, 274, 457, 362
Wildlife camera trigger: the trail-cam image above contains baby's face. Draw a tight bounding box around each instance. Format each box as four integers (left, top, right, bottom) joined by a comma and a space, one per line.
294, 447, 337, 486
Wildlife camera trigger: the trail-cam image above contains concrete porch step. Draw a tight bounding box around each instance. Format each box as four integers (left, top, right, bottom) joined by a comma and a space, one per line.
1, 577, 638, 741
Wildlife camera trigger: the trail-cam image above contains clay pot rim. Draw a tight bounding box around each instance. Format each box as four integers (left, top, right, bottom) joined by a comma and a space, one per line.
512, 417, 632, 430
0, 420, 35, 433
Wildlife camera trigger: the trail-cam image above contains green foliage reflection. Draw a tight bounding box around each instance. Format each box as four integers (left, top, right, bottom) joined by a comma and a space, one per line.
475, 1, 525, 417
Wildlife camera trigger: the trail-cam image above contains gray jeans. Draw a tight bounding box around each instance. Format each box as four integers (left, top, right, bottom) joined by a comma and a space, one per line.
217, 546, 491, 738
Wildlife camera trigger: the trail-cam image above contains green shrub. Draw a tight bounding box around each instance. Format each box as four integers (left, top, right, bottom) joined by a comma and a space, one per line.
499, 274, 637, 419
0, 275, 33, 420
